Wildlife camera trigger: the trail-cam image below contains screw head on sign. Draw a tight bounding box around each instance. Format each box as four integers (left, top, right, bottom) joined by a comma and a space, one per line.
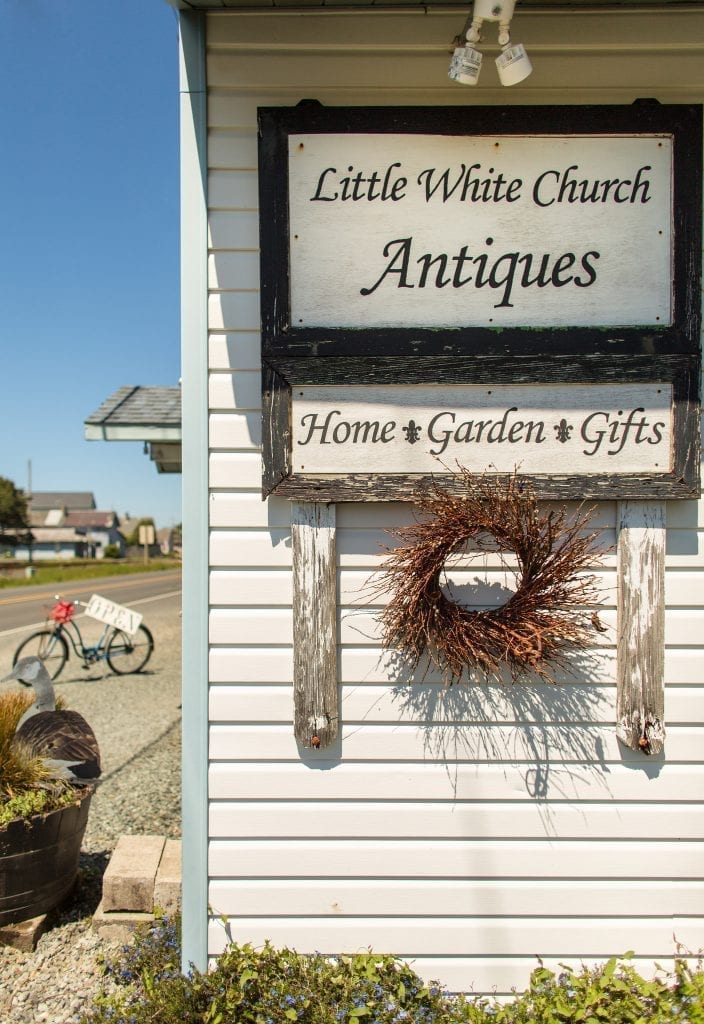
311, 735, 321, 748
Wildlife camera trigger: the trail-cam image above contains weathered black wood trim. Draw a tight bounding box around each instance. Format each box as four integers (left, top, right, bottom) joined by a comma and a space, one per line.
262, 363, 291, 498
273, 353, 694, 387
271, 472, 698, 503
671, 356, 701, 493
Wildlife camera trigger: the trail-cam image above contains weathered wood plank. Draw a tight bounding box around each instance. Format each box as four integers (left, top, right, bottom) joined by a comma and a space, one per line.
616, 501, 666, 755
292, 502, 338, 749
271, 471, 696, 503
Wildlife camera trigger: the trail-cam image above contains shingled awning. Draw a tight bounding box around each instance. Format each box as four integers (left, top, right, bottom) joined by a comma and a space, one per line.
84, 386, 182, 473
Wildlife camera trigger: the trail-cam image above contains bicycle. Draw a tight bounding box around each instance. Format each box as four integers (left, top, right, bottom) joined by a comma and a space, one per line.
12, 595, 154, 681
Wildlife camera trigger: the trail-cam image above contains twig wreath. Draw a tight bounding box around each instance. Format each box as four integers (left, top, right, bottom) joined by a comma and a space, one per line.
378, 470, 603, 684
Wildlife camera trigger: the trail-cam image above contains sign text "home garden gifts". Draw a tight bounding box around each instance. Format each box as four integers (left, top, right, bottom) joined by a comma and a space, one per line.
292, 384, 672, 476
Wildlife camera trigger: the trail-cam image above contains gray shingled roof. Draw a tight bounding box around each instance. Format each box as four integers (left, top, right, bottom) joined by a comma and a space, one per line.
30, 492, 96, 511
86, 386, 181, 429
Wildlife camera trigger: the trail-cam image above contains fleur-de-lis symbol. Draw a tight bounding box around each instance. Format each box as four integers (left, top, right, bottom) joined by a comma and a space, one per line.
402, 420, 422, 444
554, 418, 573, 444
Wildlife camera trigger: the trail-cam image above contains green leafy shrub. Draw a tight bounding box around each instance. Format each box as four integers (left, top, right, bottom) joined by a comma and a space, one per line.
82, 915, 704, 1024
493, 955, 704, 1024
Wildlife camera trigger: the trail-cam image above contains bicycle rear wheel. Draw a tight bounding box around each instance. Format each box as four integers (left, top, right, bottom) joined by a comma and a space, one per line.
106, 624, 154, 675
13, 630, 69, 681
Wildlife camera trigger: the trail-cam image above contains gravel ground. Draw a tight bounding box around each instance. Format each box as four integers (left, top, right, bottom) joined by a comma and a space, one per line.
0, 589, 182, 1023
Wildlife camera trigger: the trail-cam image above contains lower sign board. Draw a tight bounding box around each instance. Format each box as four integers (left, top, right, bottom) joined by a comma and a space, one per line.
291, 383, 672, 477
292, 383, 672, 476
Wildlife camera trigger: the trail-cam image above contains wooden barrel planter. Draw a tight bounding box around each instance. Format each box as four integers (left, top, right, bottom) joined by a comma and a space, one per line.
0, 787, 93, 926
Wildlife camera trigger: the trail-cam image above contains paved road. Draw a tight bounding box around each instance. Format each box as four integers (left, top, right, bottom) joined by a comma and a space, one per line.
0, 569, 181, 635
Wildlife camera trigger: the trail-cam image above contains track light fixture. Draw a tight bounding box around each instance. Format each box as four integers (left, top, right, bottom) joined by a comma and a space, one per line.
449, 0, 532, 87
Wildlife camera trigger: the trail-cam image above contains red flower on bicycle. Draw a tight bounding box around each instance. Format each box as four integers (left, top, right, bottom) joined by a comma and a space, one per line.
49, 601, 75, 624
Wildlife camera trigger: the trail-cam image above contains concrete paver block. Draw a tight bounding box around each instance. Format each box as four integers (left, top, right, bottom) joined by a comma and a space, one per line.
102, 835, 166, 913
0, 913, 50, 951
92, 900, 154, 942
154, 839, 181, 915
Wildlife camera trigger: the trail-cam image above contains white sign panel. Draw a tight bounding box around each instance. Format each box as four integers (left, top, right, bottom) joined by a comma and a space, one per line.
292, 383, 673, 476
85, 594, 143, 635
289, 134, 672, 329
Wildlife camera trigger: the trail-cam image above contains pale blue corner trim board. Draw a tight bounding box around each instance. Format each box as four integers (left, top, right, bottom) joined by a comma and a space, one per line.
179, 9, 209, 975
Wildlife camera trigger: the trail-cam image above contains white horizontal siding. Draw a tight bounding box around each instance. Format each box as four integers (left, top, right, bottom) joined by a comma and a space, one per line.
208, 645, 704, 686
209, 372, 260, 410
208, 684, 704, 724
209, 209, 260, 250
208, 129, 258, 169
209, 452, 260, 490
208, 680, 623, 722
209, 291, 260, 332
209, 412, 260, 450
208, 877, 704, 918
209, 495, 291, 529
203, 5, 704, 995
208, 566, 617, 606
208, 838, 703, 880
208, 494, 704, 531
208, 169, 258, 209
207, 916, 704, 959
208, 605, 704, 648
208, 800, 704, 841
209, 252, 260, 291
209, 334, 260, 371
208, 724, 704, 764
208, 761, 704, 802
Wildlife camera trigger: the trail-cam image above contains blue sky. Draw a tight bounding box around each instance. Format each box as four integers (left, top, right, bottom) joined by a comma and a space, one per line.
1, 0, 182, 528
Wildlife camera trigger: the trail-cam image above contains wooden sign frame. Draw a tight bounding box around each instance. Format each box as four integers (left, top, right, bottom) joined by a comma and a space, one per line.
258, 102, 701, 502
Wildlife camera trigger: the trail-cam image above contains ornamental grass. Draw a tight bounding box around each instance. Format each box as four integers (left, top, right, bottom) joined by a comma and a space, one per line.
0, 689, 75, 826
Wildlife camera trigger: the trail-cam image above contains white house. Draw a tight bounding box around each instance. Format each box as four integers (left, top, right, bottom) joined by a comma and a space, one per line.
169, 0, 704, 995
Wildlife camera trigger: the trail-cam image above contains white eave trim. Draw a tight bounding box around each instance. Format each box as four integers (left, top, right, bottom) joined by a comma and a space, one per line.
84, 425, 183, 442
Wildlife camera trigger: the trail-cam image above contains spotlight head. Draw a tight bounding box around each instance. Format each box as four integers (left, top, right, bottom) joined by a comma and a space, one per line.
449, 43, 482, 86
496, 41, 532, 86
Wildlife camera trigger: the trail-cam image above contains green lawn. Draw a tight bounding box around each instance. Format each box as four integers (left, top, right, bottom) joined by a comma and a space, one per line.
0, 560, 180, 589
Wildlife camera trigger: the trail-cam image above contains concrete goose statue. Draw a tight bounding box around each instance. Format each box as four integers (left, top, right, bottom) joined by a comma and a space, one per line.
2, 656, 101, 783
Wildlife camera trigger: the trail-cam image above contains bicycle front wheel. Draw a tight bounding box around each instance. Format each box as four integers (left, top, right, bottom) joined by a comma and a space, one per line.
106, 624, 154, 675
13, 630, 69, 681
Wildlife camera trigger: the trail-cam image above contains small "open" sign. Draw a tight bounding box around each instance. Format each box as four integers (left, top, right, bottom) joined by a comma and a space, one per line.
85, 594, 143, 635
